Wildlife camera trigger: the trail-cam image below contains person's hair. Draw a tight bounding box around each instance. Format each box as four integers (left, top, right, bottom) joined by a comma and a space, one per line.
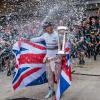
43, 22, 53, 29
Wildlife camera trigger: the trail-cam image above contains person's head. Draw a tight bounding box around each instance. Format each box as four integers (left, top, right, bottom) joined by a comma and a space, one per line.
86, 23, 90, 29
82, 21, 87, 27
80, 37, 84, 42
43, 22, 54, 34
74, 26, 80, 34
91, 17, 96, 25
90, 32, 95, 37
99, 19, 100, 24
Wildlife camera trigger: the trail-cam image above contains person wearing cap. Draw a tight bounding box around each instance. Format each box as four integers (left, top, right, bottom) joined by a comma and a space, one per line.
31, 22, 59, 99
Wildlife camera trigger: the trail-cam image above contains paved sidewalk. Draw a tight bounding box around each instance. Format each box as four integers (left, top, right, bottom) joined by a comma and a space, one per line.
0, 71, 13, 100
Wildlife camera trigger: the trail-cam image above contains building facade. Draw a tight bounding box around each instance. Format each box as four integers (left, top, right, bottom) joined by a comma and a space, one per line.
85, 0, 100, 16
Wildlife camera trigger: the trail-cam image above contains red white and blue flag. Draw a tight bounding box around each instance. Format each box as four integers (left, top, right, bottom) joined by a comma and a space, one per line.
12, 38, 71, 100
55, 42, 72, 100
12, 39, 48, 91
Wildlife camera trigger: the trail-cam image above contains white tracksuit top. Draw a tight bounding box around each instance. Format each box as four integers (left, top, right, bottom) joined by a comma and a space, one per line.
31, 32, 58, 57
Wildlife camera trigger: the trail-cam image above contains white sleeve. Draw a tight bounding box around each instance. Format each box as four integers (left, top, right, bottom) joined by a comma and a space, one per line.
31, 34, 45, 42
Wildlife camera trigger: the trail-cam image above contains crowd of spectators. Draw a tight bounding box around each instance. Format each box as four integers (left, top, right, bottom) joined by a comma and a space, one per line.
70, 9, 100, 65
0, 8, 100, 75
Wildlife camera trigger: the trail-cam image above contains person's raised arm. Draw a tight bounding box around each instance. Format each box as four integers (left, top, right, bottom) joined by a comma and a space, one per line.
31, 34, 45, 42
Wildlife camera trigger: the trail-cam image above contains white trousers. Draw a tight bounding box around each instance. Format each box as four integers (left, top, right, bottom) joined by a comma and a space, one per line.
45, 55, 62, 91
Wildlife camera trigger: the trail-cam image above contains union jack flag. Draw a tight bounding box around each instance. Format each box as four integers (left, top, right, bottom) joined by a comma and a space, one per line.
55, 42, 72, 100
12, 39, 48, 91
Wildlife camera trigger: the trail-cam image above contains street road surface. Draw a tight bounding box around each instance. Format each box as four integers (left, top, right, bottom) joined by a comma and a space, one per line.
0, 56, 100, 100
